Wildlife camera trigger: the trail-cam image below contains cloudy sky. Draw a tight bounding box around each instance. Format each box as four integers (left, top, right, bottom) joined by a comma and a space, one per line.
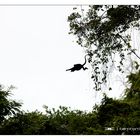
0, 4, 134, 112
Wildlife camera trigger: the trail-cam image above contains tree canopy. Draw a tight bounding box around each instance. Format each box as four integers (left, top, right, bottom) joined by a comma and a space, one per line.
0, 73, 140, 135
0, 85, 21, 124
68, 5, 140, 90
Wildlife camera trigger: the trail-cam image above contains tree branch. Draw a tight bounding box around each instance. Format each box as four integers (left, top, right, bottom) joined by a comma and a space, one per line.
131, 49, 140, 60
117, 34, 140, 61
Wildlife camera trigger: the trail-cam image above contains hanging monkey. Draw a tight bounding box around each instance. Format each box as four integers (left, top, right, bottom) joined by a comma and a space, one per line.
66, 55, 88, 72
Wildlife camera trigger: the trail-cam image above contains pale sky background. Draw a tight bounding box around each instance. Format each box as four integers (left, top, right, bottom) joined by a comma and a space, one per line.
0, 4, 139, 112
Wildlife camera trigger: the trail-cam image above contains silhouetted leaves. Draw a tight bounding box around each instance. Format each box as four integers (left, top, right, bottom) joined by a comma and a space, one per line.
68, 5, 140, 90
0, 85, 22, 124
0, 71, 140, 135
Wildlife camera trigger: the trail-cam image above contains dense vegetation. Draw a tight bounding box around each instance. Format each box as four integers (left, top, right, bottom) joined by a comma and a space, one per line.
0, 70, 140, 135
0, 5, 140, 135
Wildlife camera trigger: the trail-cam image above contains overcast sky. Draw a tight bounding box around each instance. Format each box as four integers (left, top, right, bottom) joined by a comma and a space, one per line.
0, 5, 132, 112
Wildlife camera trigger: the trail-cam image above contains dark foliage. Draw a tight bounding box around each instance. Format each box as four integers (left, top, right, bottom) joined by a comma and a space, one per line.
0, 71, 140, 135
68, 5, 140, 90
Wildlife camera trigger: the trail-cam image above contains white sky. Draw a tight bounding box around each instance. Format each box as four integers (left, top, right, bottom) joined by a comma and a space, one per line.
0, 5, 96, 112
0, 4, 137, 112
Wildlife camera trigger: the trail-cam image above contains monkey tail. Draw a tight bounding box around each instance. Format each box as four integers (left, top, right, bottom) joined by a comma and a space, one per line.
66, 68, 75, 72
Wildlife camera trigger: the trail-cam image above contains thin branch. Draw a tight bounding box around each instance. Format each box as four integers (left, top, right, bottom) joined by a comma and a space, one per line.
131, 49, 140, 60
117, 34, 140, 61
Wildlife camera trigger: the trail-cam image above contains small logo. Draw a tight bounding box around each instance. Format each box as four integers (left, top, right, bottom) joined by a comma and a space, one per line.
105, 127, 114, 131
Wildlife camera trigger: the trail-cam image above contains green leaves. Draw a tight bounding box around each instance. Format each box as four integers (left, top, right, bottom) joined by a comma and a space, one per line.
0, 85, 22, 123
0, 71, 140, 135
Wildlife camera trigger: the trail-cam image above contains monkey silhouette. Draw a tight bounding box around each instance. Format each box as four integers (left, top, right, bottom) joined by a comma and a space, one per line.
66, 55, 88, 72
